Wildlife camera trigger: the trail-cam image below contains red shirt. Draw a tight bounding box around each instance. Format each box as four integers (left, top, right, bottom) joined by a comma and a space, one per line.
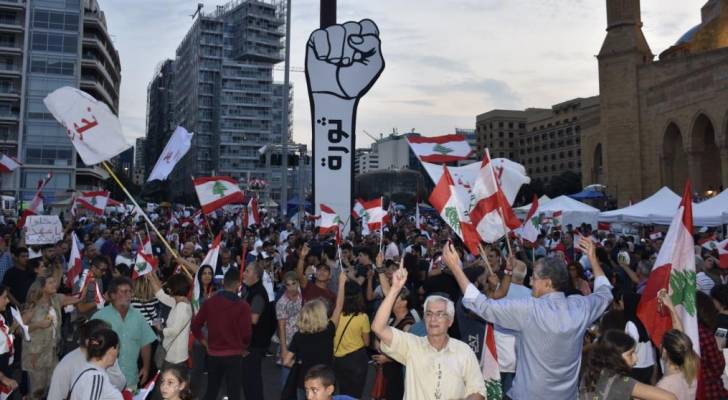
697, 323, 728, 399
302, 282, 336, 309
192, 290, 252, 357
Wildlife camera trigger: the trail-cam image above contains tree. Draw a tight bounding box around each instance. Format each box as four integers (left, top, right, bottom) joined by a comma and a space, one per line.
546, 171, 582, 198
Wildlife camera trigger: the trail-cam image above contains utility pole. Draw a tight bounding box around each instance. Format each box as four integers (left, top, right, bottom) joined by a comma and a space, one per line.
320, 0, 336, 28
280, 0, 291, 218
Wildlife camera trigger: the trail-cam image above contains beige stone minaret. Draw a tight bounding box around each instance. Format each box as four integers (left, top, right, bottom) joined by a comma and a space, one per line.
597, 0, 653, 206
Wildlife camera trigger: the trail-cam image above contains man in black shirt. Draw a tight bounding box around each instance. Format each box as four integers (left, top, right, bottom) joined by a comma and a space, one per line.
241, 262, 276, 400
2, 247, 32, 305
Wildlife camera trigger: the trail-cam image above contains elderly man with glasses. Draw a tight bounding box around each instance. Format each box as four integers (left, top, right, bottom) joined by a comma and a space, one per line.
371, 259, 487, 400
443, 238, 612, 400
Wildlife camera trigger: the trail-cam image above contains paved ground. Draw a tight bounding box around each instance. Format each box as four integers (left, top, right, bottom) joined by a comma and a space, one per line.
194, 355, 377, 400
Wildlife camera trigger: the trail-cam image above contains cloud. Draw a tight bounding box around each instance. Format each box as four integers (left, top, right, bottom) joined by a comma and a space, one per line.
412, 78, 522, 109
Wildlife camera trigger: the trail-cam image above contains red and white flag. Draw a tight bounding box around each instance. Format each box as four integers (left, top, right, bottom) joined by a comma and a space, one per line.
468, 150, 522, 243
131, 238, 158, 280
246, 197, 260, 228
0, 154, 20, 173
551, 211, 563, 228
18, 172, 52, 228
718, 239, 728, 269
429, 165, 479, 254
75, 191, 110, 215
352, 199, 366, 219
0, 382, 13, 400
147, 126, 193, 182
362, 198, 389, 231
193, 233, 222, 313
515, 195, 540, 244
65, 232, 83, 289
193, 176, 244, 214
43, 87, 137, 165
481, 324, 501, 398
636, 181, 699, 354
132, 371, 160, 400
407, 134, 473, 163
317, 204, 341, 236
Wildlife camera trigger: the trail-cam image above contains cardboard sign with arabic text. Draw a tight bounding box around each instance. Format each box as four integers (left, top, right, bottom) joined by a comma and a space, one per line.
25, 215, 63, 245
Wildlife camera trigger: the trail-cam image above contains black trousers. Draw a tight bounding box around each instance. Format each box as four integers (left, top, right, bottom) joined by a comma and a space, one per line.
333, 348, 368, 398
241, 347, 264, 400
204, 355, 243, 400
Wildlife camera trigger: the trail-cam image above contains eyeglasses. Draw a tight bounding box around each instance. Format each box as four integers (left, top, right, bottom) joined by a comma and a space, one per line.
424, 311, 449, 320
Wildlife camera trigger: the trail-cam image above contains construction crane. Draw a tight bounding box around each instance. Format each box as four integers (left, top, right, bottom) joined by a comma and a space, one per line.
191, 3, 203, 19
274, 65, 305, 73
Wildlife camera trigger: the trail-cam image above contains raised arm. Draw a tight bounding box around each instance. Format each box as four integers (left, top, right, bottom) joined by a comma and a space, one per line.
330, 270, 346, 327
658, 288, 683, 332
618, 256, 640, 285
442, 243, 473, 294
296, 244, 310, 288
371, 257, 407, 347
487, 255, 515, 299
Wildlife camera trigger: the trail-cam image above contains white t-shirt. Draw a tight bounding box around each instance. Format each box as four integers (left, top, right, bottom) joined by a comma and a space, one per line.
625, 321, 655, 369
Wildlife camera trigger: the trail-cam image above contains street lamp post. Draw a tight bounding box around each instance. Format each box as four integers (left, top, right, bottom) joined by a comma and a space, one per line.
320, 0, 336, 28
280, 0, 291, 219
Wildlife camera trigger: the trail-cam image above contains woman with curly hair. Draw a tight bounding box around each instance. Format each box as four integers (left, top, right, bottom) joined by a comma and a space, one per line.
579, 330, 676, 400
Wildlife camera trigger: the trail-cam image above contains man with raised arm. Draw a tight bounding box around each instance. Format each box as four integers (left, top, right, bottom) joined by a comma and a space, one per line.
442, 238, 613, 400
371, 259, 486, 400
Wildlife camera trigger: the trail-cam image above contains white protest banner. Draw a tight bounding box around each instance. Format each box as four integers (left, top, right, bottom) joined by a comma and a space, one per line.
25, 215, 63, 245
306, 19, 384, 236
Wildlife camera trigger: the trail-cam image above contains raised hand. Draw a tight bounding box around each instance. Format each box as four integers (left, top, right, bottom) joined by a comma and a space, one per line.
300, 243, 310, 258
391, 257, 407, 290
442, 242, 462, 272
376, 251, 384, 269
306, 19, 384, 100
578, 237, 596, 259
657, 288, 674, 312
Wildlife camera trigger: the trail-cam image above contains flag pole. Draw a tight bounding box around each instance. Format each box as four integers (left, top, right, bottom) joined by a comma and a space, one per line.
101, 161, 185, 270
379, 197, 384, 253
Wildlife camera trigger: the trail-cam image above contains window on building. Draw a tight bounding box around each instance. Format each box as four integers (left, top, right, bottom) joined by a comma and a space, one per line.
33, 10, 79, 31
31, 32, 77, 53
498, 122, 503, 128
508, 122, 513, 128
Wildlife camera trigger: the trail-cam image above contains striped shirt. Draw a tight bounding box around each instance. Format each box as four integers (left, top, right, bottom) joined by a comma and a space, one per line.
131, 297, 159, 325
69, 364, 123, 400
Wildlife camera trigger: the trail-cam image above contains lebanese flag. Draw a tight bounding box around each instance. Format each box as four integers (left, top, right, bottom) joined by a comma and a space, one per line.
0, 154, 20, 173
515, 195, 540, 243
76, 191, 110, 215
317, 204, 341, 236
246, 197, 260, 228
429, 165, 479, 254
352, 198, 365, 219
481, 324, 502, 399
551, 211, 563, 228
132, 371, 159, 400
415, 202, 426, 230
193, 233, 221, 312
18, 172, 52, 228
718, 239, 728, 269
362, 198, 389, 231
131, 238, 158, 280
407, 134, 473, 163
637, 181, 699, 354
0, 383, 13, 400
193, 176, 244, 214
469, 150, 522, 243
65, 232, 83, 289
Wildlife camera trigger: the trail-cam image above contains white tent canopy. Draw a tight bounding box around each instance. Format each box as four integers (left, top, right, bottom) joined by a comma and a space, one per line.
599, 187, 681, 225
599, 187, 728, 226
691, 189, 728, 226
519, 195, 600, 228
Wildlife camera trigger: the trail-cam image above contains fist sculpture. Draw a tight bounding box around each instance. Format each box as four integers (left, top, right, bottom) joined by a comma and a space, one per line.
306, 19, 384, 100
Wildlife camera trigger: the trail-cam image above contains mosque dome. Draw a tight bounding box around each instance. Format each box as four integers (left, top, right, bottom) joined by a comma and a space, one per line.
675, 24, 700, 46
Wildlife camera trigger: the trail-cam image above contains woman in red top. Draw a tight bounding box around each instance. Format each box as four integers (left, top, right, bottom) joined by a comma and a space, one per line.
695, 292, 728, 399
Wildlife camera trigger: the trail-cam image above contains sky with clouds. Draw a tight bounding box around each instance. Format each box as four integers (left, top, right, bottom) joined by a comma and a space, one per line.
99, 0, 700, 149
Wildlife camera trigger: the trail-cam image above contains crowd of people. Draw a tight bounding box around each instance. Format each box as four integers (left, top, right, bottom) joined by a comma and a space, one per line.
0, 204, 724, 400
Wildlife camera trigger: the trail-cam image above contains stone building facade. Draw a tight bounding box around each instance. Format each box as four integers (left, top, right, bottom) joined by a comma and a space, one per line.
581, 0, 728, 205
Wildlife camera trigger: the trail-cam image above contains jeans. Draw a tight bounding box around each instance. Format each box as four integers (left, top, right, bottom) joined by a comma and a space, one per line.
241, 347, 264, 400
204, 355, 243, 400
